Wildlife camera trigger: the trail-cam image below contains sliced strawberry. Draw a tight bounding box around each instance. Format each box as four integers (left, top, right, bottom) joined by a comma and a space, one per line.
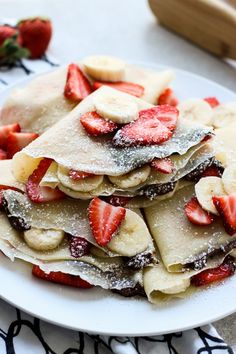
69, 169, 95, 180
201, 166, 222, 178
212, 194, 236, 235
191, 256, 235, 287
0, 123, 21, 149
102, 195, 132, 207
184, 197, 214, 226
204, 97, 220, 108
64, 63, 92, 102
0, 149, 7, 160
26, 158, 65, 203
93, 81, 144, 98
158, 88, 179, 106
113, 106, 175, 147
32, 265, 93, 288
151, 157, 174, 174
69, 236, 91, 258
88, 197, 126, 247
80, 111, 118, 136
7, 132, 39, 158
201, 134, 213, 143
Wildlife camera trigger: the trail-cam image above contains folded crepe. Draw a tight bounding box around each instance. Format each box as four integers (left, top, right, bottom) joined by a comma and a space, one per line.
144, 184, 236, 273
11, 86, 212, 204
0, 58, 174, 134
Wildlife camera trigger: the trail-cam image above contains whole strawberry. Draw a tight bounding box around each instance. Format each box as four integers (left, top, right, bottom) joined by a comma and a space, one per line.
0, 25, 29, 65
18, 17, 52, 58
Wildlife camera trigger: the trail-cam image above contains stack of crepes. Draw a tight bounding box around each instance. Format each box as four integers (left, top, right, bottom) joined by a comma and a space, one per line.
0, 56, 236, 303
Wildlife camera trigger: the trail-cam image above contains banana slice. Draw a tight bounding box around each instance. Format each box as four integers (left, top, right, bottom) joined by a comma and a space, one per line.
107, 209, 149, 257
213, 102, 236, 129
57, 166, 103, 192
178, 98, 213, 126
222, 164, 236, 194
83, 55, 125, 82
109, 165, 151, 189
211, 122, 236, 167
195, 176, 226, 215
94, 90, 138, 124
24, 228, 64, 251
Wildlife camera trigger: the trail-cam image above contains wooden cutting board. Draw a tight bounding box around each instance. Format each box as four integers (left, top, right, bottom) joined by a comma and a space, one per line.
148, 0, 236, 59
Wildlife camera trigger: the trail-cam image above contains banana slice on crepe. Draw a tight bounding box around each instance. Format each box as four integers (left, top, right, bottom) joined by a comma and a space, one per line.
94, 90, 139, 123
195, 176, 226, 215
24, 228, 64, 251
108, 165, 151, 189
178, 98, 213, 126
213, 102, 236, 129
83, 55, 126, 82
107, 209, 150, 257
222, 164, 236, 194
57, 166, 104, 192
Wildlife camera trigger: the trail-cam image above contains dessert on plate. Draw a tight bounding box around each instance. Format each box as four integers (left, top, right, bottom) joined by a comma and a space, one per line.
0, 58, 235, 303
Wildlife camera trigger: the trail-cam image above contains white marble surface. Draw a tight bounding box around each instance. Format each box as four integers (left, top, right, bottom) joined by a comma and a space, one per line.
0, 0, 236, 350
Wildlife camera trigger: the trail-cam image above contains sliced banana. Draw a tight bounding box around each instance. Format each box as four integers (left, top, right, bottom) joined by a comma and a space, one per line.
213, 102, 236, 129
222, 164, 236, 194
107, 209, 149, 257
178, 98, 213, 126
109, 165, 151, 189
195, 176, 226, 215
211, 122, 236, 167
24, 228, 64, 251
40, 161, 59, 188
57, 165, 103, 192
94, 90, 138, 124
83, 55, 125, 82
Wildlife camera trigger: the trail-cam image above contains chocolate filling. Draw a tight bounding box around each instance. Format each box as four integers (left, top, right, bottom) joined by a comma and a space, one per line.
2, 197, 31, 231
184, 157, 224, 182
140, 181, 176, 200
124, 252, 156, 270
112, 283, 145, 297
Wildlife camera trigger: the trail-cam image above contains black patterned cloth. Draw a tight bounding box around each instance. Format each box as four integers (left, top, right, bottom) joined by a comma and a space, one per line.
0, 56, 235, 354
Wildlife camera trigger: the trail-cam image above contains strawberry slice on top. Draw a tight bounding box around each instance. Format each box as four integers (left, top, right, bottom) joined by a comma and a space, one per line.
93, 81, 144, 98
7, 132, 39, 158
0, 123, 21, 149
212, 194, 236, 235
158, 88, 179, 107
26, 158, 65, 203
151, 157, 174, 174
112, 105, 177, 147
204, 97, 220, 108
184, 197, 214, 226
64, 63, 92, 102
191, 256, 235, 287
88, 197, 126, 247
80, 111, 118, 136
32, 265, 93, 289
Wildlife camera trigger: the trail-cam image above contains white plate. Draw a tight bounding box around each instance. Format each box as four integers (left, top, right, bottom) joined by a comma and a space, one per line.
0, 63, 236, 336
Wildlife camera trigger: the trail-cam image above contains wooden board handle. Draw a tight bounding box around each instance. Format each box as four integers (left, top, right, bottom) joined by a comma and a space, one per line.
148, 0, 236, 59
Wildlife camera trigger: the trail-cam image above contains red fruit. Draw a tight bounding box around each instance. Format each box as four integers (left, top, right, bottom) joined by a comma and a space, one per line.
158, 88, 179, 106
184, 197, 214, 226
0, 25, 22, 46
113, 106, 175, 147
204, 97, 220, 108
191, 256, 235, 287
103, 195, 132, 207
26, 158, 65, 203
151, 157, 174, 174
0, 149, 7, 160
0, 123, 21, 149
80, 111, 118, 136
201, 166, 222, 178
93, 81, 144, 98
212, 194, 236, 235
69, 236, 91, 258
69, 169, 95, 180
88, 197, 126, 247
18, 17, 52, 58
64, 63, 92, 102
7, 132, 38, 158
32, 265, 93, 289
